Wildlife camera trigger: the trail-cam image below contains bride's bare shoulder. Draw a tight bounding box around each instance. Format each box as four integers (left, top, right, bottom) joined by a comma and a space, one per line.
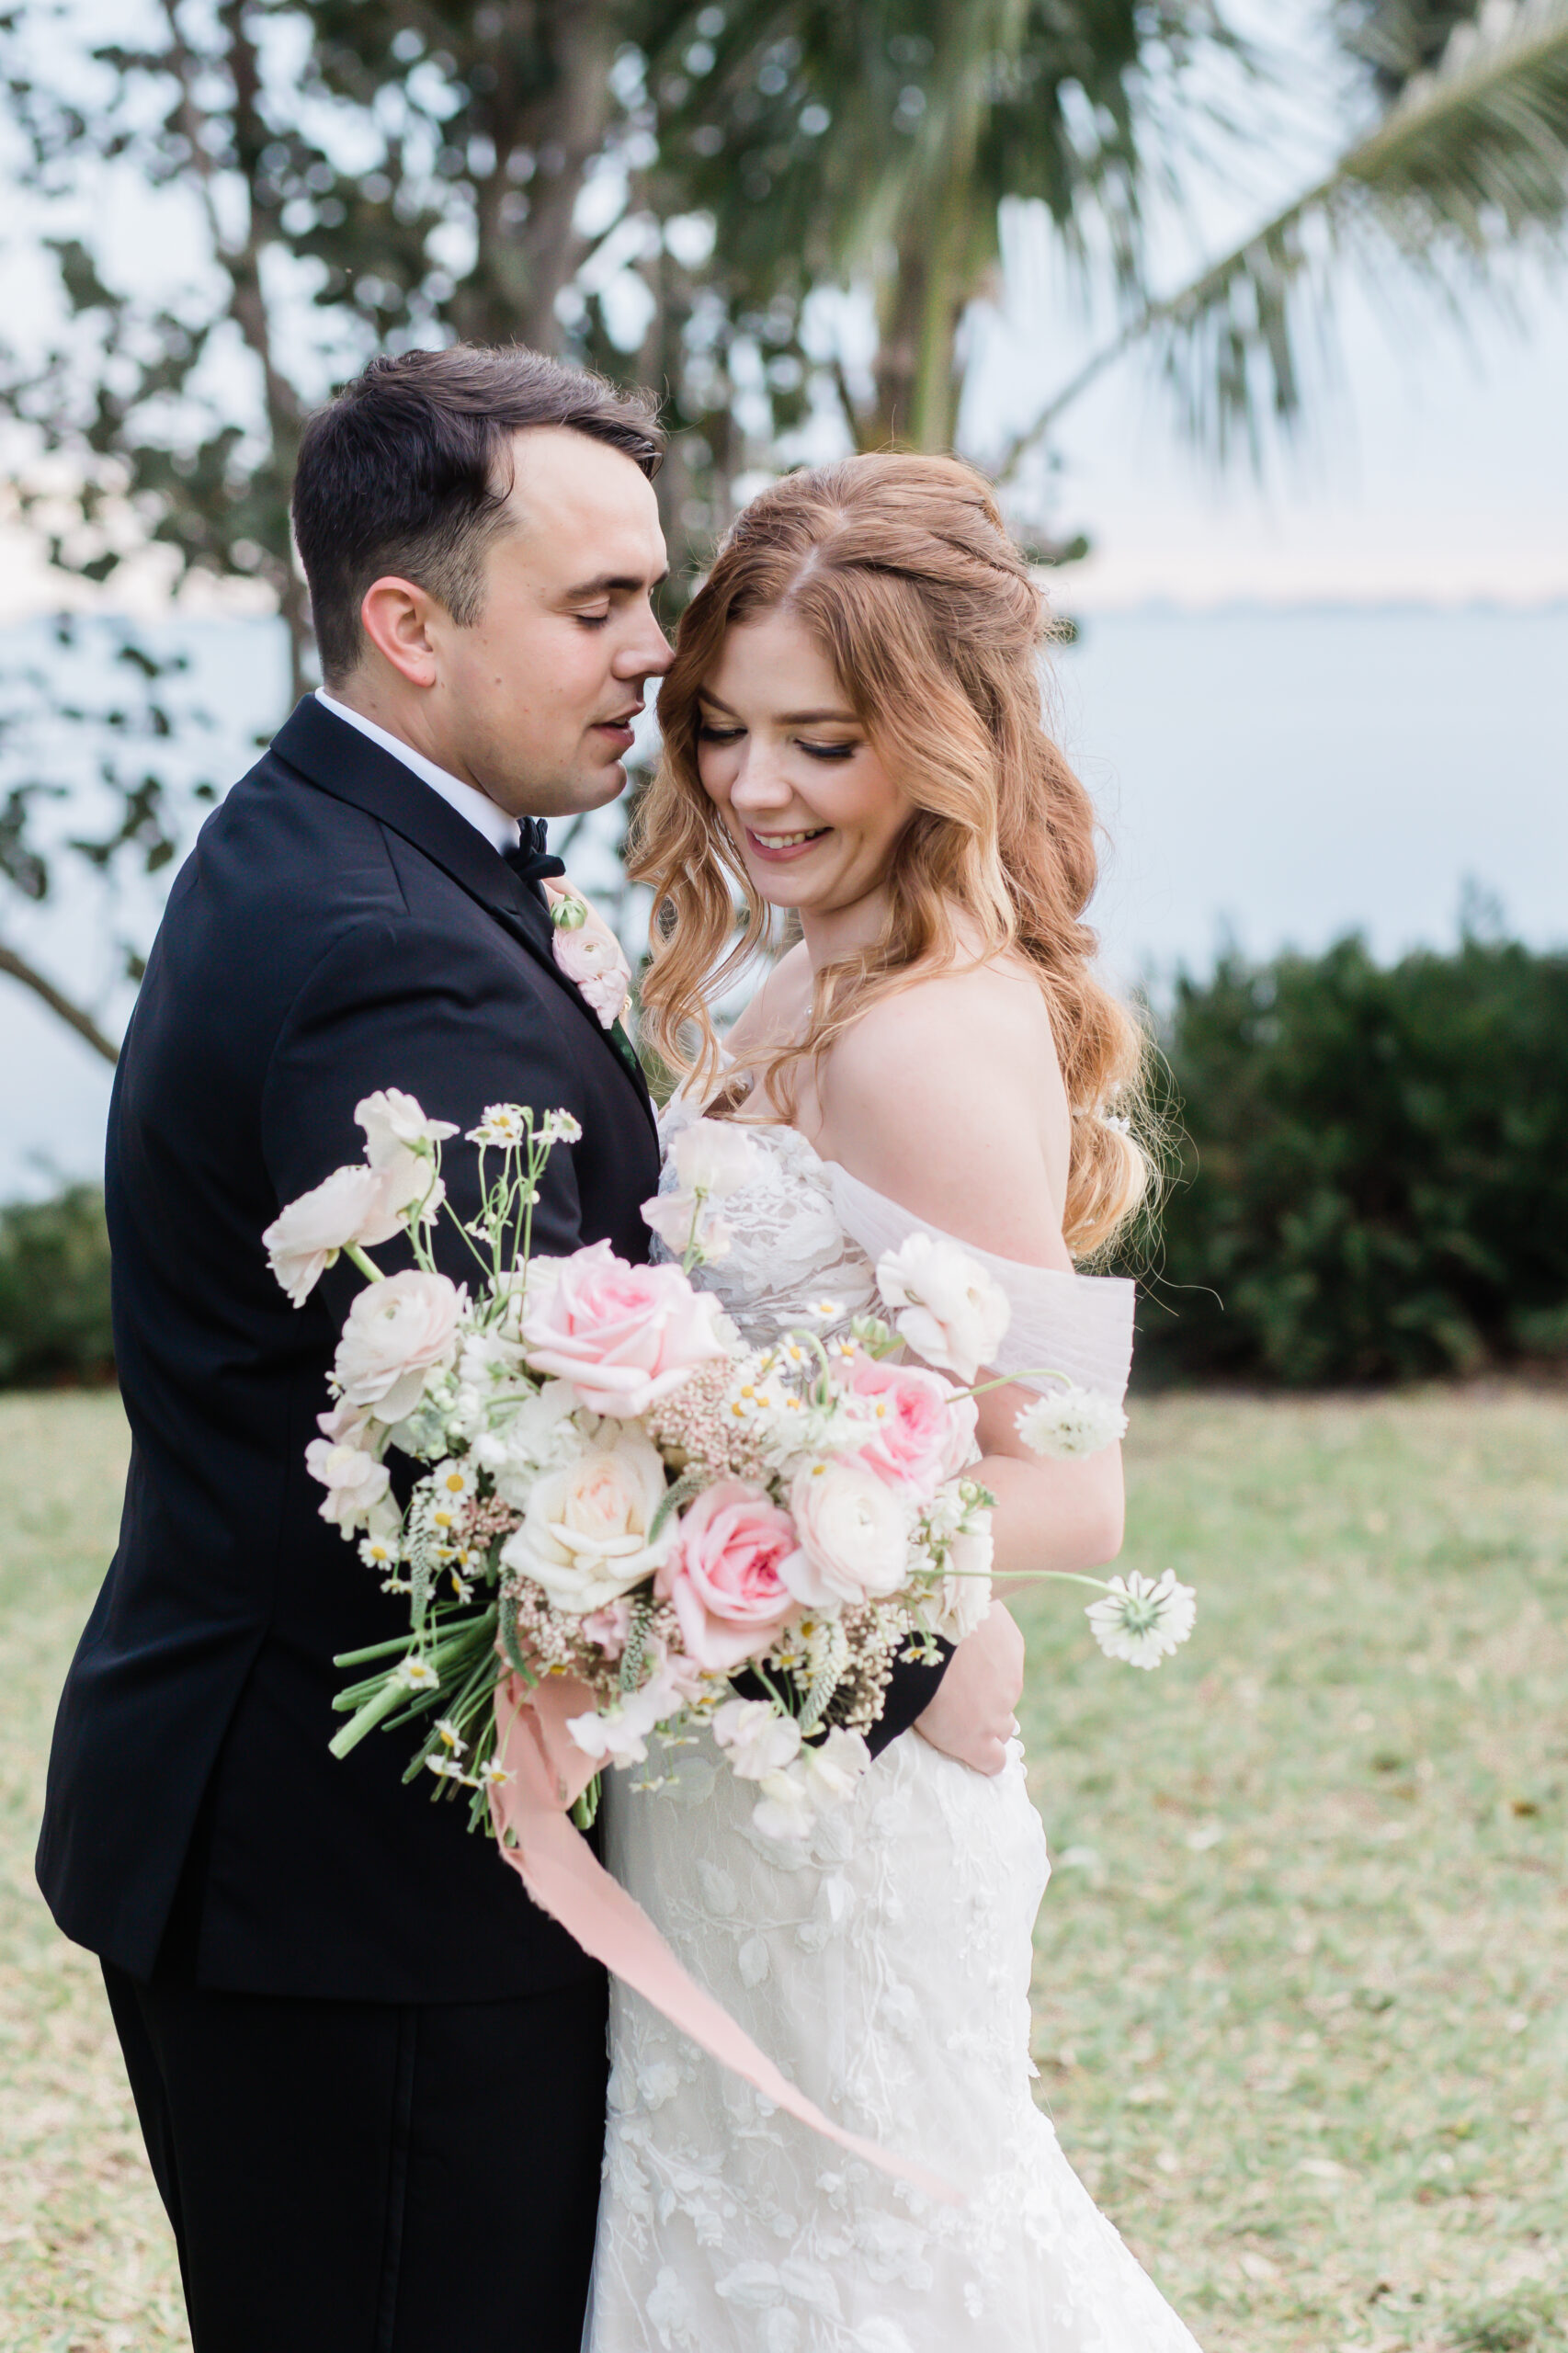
819, 961, 1072, 1263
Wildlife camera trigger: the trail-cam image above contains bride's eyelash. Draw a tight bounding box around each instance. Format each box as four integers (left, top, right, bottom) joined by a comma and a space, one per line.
800, 741, 857, 762
698, 722, 742, 742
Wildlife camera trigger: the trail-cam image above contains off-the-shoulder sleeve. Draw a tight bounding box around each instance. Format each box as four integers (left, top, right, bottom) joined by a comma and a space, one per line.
829, 1164, 1135, 1404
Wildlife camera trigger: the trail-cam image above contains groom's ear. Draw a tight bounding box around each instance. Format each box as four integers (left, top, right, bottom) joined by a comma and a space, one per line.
358, 574, 443, 688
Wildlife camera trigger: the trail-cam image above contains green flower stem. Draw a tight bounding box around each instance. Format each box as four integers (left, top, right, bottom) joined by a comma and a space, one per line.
342, 1242, 385, 1283
328, 1676, 415, 1758
953, 1366, 1067, 1402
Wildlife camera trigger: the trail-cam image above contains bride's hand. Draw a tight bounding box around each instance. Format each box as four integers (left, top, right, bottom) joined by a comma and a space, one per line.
913, 1602, 1026, 1777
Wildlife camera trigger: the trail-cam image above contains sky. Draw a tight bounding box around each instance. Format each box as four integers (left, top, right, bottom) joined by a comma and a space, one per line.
1, 2, 1566, 1195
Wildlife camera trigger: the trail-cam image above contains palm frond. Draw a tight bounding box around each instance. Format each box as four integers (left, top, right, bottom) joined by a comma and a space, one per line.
998, 0, 1568, 472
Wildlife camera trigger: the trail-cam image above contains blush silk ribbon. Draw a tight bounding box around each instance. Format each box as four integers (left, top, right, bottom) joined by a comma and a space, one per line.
488, 1671, 962, 2206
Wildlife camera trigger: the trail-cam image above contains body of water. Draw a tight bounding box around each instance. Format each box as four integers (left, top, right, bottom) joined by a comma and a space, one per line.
3, 605, 1564, 1198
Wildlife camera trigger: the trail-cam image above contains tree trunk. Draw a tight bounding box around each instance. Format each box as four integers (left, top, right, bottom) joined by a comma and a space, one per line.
457, 0, 619, 353
871, 192, 972, 453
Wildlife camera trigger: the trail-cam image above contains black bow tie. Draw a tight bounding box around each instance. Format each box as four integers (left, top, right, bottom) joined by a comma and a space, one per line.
504, 817, 567, 893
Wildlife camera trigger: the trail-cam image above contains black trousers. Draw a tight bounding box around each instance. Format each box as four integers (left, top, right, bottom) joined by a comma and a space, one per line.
102, 1961, 608, 2353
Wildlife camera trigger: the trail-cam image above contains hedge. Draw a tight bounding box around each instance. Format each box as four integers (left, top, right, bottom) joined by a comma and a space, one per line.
1135, 934, 1568, 1386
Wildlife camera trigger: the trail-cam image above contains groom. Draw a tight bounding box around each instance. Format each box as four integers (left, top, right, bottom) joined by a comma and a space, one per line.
37, 344, 1014, 2351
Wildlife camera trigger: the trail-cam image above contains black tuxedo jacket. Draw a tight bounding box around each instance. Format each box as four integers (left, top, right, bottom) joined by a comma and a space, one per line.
38, 695, 944, 2004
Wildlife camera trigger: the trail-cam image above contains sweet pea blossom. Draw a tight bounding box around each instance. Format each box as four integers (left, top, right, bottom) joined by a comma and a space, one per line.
521, 1240, 731, 1415
502, 1427, 673, 1614
333, 1269, 465, 1422
654, 1481, 801, 1670
355, 1088, 456, 1218
783, 1457, 911, 1608
1015, 1383, 1128, 1460
875, 1233, 1010, 1383
841, 1355, 979, 1499
926, 1520, 994, 1643
304, 1434, 392, 1529
263, 1164, 402, 1306
711, 1698, 803, 1781
669, 1118, 760, 1199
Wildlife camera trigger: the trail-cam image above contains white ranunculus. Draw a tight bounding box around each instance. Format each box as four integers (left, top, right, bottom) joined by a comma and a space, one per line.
333, 1269, 465, 1422
1015, 1382, 1128, 1460
712, 1698, 803, 1782
263, 1164, 402, 1306
875, 1233, 1011, 1384
782, 1458, 911, 1608
670, 1118, 760, 1199
501, 1427, 673, 1615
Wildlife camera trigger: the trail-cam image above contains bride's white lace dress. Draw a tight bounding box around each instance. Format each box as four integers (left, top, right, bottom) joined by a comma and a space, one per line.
583, 1113, 1202, 2353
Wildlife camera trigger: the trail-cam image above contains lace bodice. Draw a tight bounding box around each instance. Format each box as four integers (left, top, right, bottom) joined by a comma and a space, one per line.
652, 1093, 1136, 1404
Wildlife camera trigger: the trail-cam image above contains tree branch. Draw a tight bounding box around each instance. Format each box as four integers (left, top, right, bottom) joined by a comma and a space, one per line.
0, 943, 119, 1063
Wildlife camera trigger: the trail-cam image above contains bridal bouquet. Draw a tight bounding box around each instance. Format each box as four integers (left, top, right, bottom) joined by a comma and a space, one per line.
264, 1092, 1193, 1847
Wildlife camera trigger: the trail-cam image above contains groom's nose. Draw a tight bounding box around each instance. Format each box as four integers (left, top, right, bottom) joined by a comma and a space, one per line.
613, 606, 673, 683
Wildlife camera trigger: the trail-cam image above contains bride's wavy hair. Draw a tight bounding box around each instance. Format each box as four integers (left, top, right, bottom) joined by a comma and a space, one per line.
631, 452, 1152, 1259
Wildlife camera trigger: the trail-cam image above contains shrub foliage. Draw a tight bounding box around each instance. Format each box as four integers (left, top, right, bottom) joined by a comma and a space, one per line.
1140, 935, 1568, 1386
0, 1185, 113, 1388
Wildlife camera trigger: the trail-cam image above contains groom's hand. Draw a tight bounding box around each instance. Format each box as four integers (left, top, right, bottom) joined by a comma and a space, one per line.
913, 1603, 1026, 1777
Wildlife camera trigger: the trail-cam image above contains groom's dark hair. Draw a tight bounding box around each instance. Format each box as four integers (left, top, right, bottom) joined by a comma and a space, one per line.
292, 344, 664, 683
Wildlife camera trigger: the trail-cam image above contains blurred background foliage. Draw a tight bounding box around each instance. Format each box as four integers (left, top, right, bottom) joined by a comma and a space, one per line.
1, 0, 1566, 1385
1136, 930, 1568, 1389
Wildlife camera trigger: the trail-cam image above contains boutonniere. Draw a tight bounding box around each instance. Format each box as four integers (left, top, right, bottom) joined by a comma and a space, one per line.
544, 884, 633, 1032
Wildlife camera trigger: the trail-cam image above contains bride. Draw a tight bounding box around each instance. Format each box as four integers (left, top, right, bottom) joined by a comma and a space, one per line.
583, 453, 1200, 2351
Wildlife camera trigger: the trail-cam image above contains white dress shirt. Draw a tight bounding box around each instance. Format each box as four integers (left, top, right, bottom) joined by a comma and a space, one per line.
315, 689, 519, 855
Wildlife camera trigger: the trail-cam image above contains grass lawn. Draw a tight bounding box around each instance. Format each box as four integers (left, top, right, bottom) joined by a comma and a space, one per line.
1, 1384, 1564, 2351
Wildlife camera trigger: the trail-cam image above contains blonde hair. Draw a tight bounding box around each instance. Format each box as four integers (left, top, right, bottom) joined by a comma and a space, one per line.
631, 453, 1150, 1258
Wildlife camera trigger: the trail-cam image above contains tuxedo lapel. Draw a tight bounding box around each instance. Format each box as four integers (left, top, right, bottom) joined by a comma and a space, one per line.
269, 697, 655, 1132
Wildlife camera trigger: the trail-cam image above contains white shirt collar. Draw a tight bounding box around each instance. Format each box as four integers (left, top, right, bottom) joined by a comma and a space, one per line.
315, 689, 520, 856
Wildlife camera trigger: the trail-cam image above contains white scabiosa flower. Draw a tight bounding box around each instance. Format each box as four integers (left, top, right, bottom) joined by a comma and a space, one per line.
1016, 1382, 1129, 1461
1085, 1569, 1197, 1669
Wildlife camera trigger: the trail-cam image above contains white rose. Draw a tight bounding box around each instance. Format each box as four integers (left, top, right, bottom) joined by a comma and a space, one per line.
333, 1269, 465, 1422
1015, 1383, 1128, 1460
782, 1458, 911, 1608
712, 1698, 803, 1782
263, 1164, 401, 1307
304, 1436, 392, 1529
875, 1233, 1011, 1383
501, 1427, 673, 1615
670, 1118, 760, 1199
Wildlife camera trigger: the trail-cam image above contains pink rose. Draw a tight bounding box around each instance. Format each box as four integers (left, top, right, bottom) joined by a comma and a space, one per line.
333, 1268, 465, 1422
655, 1481, 801, 1671
843, 1356, 979, 1500
520, 1239, 731, 1416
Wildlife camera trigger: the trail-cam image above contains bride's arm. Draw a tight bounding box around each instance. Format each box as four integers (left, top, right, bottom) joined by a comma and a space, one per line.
818, 972, 1126, 1583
